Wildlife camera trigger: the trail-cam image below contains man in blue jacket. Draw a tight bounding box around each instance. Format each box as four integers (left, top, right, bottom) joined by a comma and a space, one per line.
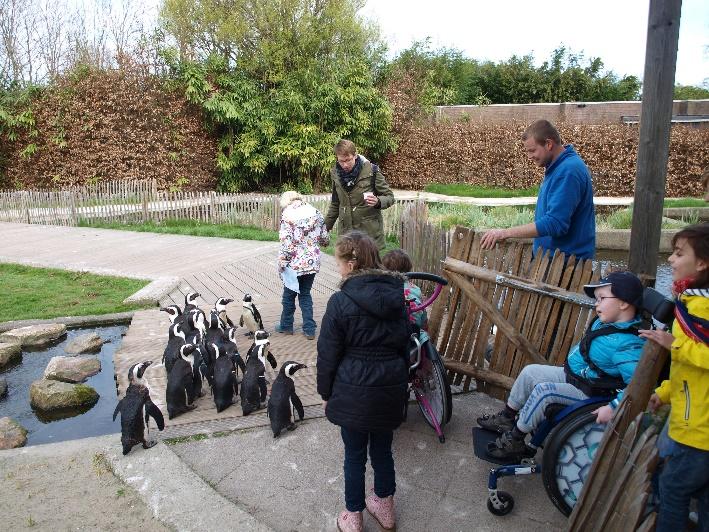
481, 120, 596, 259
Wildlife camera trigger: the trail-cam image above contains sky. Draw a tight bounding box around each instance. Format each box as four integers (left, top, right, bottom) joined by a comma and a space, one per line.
360, 0, 708, 87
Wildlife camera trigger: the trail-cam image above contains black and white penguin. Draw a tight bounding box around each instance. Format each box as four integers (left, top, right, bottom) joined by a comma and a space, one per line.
239, 293, 264, 337
205, 309, 227, 347
113, 361, 165, 455
240, 331, 270, 415
184, 291, 201, 314
211, 342, 238, 413
184, 308, 207, 344
162, 322, 186, 374
160, 304, 184, 326
225, 327, 246, 378
267, 361, 307, 437
215, 297, 235, 329
166, 344, 199, 419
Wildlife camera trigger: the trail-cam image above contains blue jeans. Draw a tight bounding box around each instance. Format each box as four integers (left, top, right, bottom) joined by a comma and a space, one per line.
656, 440, 709, 532
340, 427, 396, 512
279, 273, 316, 335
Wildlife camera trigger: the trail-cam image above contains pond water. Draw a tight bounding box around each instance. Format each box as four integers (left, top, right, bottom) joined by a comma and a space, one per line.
0, 325, 125, 446
595, 251, 672, 297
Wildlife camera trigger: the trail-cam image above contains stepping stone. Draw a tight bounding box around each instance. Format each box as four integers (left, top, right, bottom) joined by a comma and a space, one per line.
44, 356, 101, 383
0, 323, 67, 348
0, 343, 21, 371
30, 379, 99, 411
0, 417, 27, 449
65, 333, 105, 355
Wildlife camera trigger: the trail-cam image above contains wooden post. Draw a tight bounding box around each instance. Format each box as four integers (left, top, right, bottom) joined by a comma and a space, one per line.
628, 0, 682, 284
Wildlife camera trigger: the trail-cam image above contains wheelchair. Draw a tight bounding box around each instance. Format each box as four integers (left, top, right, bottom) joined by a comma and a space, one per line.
479, 286, 675, 517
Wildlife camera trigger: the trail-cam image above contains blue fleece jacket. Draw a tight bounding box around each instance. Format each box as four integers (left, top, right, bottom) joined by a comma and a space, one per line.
533, 145, 596, 259
566, 317, 646, 408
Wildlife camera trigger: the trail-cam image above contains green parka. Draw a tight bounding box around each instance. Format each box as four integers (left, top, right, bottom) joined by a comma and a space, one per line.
324, 156, 395, 250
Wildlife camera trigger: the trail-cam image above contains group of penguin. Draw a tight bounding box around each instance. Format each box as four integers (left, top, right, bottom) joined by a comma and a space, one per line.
112, 291, 308, 455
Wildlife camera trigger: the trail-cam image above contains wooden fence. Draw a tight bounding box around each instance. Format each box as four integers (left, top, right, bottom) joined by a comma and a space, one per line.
0, 179, 411, 240
427, 226, 601, 398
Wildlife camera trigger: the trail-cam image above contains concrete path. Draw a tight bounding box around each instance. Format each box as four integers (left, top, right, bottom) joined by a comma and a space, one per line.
0, 221, 279, 280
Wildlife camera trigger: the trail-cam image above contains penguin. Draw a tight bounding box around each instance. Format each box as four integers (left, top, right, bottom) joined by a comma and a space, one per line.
113, 361, 165, 455
162, 322, 186, 374
225, 327, 246, 379
240, 331, 270, 415
184, 308, 207, 344
267, 361, 307, 437
184, 291, 201, 314
205, 309, 227, 347
160, 304, 184, 326
239, 293, 264, 337
166, 344, 199, 419
215, 297, 235, 329
211, 342, 238, 413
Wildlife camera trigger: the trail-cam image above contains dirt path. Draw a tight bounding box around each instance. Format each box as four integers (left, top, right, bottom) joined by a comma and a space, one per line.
0, 435, 170, 532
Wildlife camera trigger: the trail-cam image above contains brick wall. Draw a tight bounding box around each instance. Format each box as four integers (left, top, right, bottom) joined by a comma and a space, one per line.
435, 99, 709, 125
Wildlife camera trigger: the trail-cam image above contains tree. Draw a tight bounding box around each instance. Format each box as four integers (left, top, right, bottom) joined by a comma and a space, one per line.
160, 0, 395, 191
673, 84, 709, 100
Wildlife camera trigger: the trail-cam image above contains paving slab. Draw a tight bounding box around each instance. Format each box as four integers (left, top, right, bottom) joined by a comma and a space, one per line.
170, 392, 567, 532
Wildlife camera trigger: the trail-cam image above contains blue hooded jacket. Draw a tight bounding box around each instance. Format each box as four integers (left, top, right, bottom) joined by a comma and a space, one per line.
533, 145, 596, 259
566, 317, 646, 408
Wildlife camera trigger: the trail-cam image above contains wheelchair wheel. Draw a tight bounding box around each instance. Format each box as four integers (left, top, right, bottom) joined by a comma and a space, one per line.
415, 345, 453, 430
487, 491, 514, 516
541, 403, 606, 516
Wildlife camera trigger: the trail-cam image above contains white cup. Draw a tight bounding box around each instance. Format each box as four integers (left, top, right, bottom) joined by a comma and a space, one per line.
363, 192, 375, 202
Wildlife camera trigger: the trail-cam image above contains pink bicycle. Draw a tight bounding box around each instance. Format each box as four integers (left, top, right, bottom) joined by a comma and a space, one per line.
405, 272, 453, 443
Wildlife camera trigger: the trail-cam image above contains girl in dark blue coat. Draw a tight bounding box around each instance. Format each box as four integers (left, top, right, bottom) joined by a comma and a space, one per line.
317, 231, 410, 532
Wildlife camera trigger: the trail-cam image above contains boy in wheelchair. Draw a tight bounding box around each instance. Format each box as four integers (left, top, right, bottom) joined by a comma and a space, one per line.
478, 271, 647, 460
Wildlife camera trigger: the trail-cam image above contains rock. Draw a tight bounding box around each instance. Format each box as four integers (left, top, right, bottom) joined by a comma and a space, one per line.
64, 333, 105, 355
44, 356, 101, 383
0, 323, 67, 348
30, 379, 99, 411
0, 377, 7, 397
0, 417, 27, 449
0, 342, 22, 371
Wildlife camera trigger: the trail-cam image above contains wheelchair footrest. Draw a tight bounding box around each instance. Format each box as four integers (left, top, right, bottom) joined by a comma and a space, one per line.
472, 427, 536, 465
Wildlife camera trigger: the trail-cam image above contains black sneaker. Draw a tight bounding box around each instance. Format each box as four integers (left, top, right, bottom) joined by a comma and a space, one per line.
477, 409, 515, 434
486, 430, 535, 461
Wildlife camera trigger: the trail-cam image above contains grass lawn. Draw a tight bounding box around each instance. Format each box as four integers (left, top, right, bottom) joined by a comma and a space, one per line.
77, 219, 279, 241
663, 198, 707, 208
424, 183, 540, 198
0, 263, 152, 322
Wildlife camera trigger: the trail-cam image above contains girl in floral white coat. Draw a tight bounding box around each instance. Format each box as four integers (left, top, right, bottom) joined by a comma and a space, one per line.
276, 191, 329, 339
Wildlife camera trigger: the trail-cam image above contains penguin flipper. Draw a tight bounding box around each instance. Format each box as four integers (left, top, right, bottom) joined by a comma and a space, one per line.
226, 315, 235, 328
258, 375, 267, 402
146, 400, 165, 431
291, 392, 305, 421
239, 315, 244, 327
266, 351, 277, 369
232, 354, 246, 373
112, 400, 123, 422
253, 307, 263, 329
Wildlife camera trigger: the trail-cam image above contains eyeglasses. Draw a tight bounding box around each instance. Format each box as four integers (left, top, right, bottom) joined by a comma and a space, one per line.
595, 296, 618, 304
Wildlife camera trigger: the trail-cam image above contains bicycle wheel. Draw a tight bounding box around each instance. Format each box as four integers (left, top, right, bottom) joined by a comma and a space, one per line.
541, 404, 606, 516
415, 344, 453, 430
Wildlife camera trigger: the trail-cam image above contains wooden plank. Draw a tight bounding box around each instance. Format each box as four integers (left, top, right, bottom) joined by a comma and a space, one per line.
446, 271, 547, 365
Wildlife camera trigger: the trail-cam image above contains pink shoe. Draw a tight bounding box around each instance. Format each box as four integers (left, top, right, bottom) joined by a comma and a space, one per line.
337, 510, 363, 532
366, 491, 396, 530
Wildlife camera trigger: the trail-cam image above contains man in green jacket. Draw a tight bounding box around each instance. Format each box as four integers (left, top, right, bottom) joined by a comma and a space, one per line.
324, 139, 395, 250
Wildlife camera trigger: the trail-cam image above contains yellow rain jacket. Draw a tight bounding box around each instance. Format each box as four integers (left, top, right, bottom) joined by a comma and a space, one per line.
655, 290, 709, 451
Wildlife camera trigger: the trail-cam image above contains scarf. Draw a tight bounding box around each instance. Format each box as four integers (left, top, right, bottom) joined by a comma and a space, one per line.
336, 156, 363, 190
672, 277, 709, 344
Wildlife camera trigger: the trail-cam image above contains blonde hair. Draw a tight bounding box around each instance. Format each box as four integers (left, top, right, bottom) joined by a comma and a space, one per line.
280, 190, 302, 209
335, 231, 381, 271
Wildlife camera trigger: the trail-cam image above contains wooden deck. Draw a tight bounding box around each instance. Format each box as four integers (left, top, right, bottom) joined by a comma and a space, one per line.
114, 250, 341, 437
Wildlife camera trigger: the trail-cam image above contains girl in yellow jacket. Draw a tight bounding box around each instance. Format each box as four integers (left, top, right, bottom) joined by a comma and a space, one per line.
640, 223, 709, 532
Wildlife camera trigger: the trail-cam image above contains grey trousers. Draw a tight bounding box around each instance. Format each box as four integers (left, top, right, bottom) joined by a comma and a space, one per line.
507, 364, 588, 433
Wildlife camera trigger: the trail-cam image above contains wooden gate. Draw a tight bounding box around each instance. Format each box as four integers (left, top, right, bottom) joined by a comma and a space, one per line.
428, 226, 601, 399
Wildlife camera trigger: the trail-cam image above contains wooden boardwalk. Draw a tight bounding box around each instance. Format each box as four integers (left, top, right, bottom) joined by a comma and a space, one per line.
114, 250, 341, 437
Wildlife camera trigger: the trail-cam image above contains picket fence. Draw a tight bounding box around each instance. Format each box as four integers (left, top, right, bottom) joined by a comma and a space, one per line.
0, 179, 414, 240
